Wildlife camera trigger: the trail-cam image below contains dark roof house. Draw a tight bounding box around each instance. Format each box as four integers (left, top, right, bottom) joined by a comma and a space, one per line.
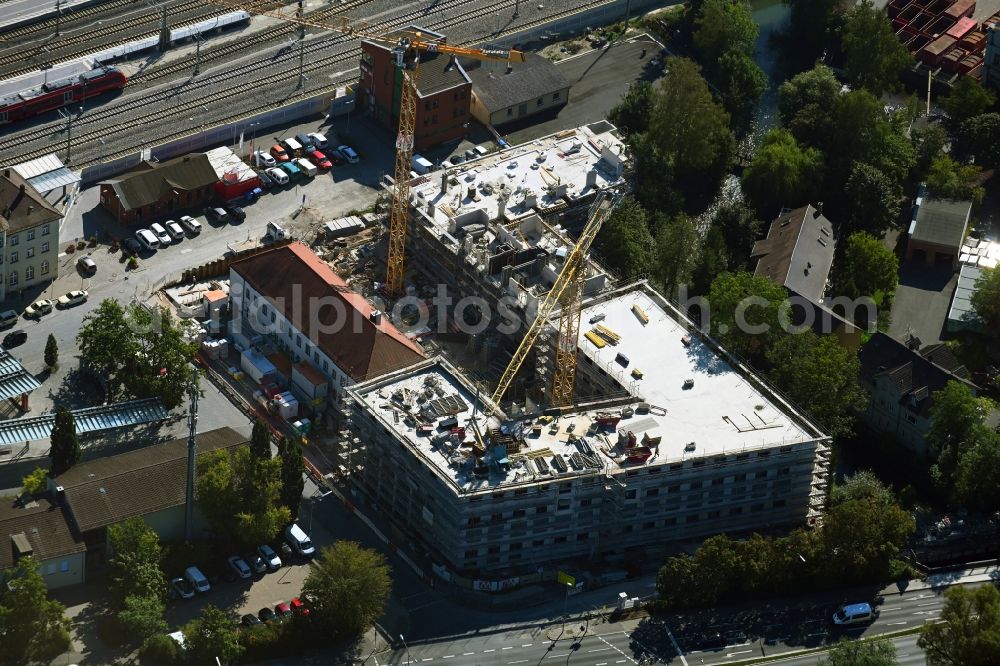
751, 204, 836, 304
230, 242, 425, 382
0, 167, 63, 233
55, 427, 247, 533
102, 153, 218, 212
0, 496, 84, 571
466, 53, 569, 125
905, 195, 972, 268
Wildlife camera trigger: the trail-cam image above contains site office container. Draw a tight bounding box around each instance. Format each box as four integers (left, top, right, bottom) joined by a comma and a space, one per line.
944, 0, 976, 20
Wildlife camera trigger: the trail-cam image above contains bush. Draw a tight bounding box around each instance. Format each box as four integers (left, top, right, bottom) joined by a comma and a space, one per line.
21, 466, 48, 496
239, 617, 320, 662
140, 633, 179, 666
88, 235, 97, 247
76, 241, 86, 250
564, 41, 583, 54
127, 256, 138, 270
66, 244, 76, 254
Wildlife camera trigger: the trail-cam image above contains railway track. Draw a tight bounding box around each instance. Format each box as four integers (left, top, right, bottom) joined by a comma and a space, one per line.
0, 0, 143, 40
0, 0, 619, 165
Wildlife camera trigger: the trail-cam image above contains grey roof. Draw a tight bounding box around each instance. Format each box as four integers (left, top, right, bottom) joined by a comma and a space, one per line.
0, 496, 85, 571
947, 264, 985, 332
466, 53, 569, 112
0, 398, 168, 447
0, 348, 41, 401
751, 204, 836, 303
103, 153, 218, 211
910, 197, 971, 248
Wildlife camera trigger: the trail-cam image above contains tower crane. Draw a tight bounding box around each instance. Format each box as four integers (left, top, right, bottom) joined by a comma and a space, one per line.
210, 2, 525, 296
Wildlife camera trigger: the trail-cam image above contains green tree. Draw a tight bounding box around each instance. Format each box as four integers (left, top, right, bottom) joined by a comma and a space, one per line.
21, 466, 48, 496
777, 64, 841, 148
118, 594, 168, 644
741, 129, 823, 218
822, 494, 914, 580
594, 196, 656, 281
693, 0, 758, 64
926, 154, 985, 204
911, 123, 948, 176
711, 202, 762, 270
971, 266, 1000, 330
607, 81, 653, 137
821, 638, 898, 665
628, 132, 685, 215
303, 541, 392, 638
918, 585, 1000, 665
926, 380, 994, 490
957, 113, 1000, 168
952, 430, 1000, 512
653, 213, 700, 298
107, 517, 165, 603
250, 418, 272, 461
842, 1, 910, 95
831, 232, 899, 305
705, 271, 789, 360
715, 50, 768, 128
690, 226, 729, 296
827, 91, 915, 191
0, 557, 72, 663
278, 436, 306, 521
766, 330, 868, 437
940, 77, 997, 129
77, 299, 136, 399
44, 333, 58, 369
830, 470, 895, 508
655, 552, 699, 608
649, 57, 735, 206
183, 605, 243, 666
842, 163, 901, 237
48, 406, 80, 477
197, 446, 290, 545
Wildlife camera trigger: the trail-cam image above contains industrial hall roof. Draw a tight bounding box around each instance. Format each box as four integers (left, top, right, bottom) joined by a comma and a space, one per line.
55, 427, 248, 533
751, 204, 836, 304
0, 398, 169, 447
0, 496, 85, 570
0, 167, 63, 233
465, 53, 569, 113
0, 346, 42, 402
230, 242, 425, 382
102, 153, 218, 211
909, 196, 972, 249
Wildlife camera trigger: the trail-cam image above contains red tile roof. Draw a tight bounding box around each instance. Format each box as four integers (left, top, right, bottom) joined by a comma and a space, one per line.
231, 242, 425, 382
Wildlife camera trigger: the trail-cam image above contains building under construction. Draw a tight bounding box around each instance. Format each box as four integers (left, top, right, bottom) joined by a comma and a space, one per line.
343, 281, 830, 576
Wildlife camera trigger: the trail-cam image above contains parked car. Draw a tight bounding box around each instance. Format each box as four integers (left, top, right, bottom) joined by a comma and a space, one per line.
308, 132, 328, 149
244, 552, 267, 574
289, 597, 311, 617
274, 602, 293, 622
184, 566, 211, 594
450, 154, 465, 165
227, 555, 252, 580
293, 157, 318, 177
241, 613, 263, 627
285, 523, 315, 557
464, 149, 477, 161
295, 133, 316, 152
23, 299, 54, 318
0, 310, 17, 329
205, 207, 230, 223
170, 576, 195, 600
165, 220, 185, 241
257, 544, 281, 571
150, 222, 172, 246
308, 150, 332, 170
257, 169, 274, 190
135, 229, 159, 251
258, 607, 276, 624
269, 144, 290, 162
278, 161, 301, 180
336, 144, 359, 163
76, 255, 97, 275
254, 150, 276, 167
178, 215, 202, 234
266, 167, 289, 185
122, 237, 142, 255
56, 290, 88, 308
224, 205, 246, 222
2, 330, 26, 348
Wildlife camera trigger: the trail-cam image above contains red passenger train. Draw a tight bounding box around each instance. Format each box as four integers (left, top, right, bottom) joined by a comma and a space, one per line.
0, 66, 127, 124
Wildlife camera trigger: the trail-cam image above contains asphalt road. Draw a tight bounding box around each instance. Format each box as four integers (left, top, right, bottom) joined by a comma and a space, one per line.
753, 633, 925, 666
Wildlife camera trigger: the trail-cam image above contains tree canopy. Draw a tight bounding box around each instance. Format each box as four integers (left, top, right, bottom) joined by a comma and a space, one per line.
49, 406, 80, 477
0, 557, 72, 663
250, 418, 273, 461
918, 585, 1000, 665
971, 266, 1000, 331
594, 196, 656, 281
607, 81, 653, 138
693, 0, 758, 64
715, 49, 768, 128
108, 517, 165, 604
44, 334, 58, 369
831, 232, 899, 305
841, 162, 902, 237
303, 541, 392, 638
278, 436, 307, 521
821, 638, 899, 666
940, 77, 997, 129
710, 202, 762, 272
842, 1, 910, 95
957, 113, 1000, 169
741, 128, 823, 218
653, 213, 700, 298
777, 64, 841, 148
706, 271, 789, 360
184, 605, 243, 665
926, 154, 985, 204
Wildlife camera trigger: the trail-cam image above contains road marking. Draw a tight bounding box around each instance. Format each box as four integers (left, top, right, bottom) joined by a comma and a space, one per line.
806, 632, 826, 638
509, 661, 528, 664
616, 660, 627, 664
521, 644, 533, 648
588, 647, 611, 652
181, 248, 192, 254
662, 623, 690, 666
502, 646, 513, 650
462, 653, 475, 656
483, 649, 495, 653
917, 602, 938, 607
596, 663, 607, 666
421, 659, 433, 662
906, 594, 932, 601
595, 635, 637, 665
887, 621, 908, 625
442, 656, 453, 659
726, 650, 753, 657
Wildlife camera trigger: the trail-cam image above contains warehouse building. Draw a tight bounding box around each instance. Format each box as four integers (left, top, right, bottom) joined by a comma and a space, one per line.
345, 281, 830, 575
99, 153, 218, 224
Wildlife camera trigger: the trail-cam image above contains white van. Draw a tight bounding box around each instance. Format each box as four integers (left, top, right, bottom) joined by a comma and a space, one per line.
178, 215, 202, 234
184, 566, 210, 593
281, 137, 303, 157
832, 602, 875, 626
412, 154, 433, 174
308, 132, 328, 149
284, 523, 315, 557
135, 229, 159, 251
266, 167, 289, 185
293, 157, 317, 177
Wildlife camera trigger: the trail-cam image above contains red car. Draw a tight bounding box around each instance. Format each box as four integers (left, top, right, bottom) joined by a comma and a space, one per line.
290, 597, 311, 617
274, 602, 293, 621
308, 150, 333, 170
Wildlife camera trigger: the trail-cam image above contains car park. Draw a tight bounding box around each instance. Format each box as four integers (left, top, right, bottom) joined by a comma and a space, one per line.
150, 222, 172, 246
257, 170, 274, 190
205, 207, 230, 224
254, 150, 276, 167
170, 576, 195, 600
178, 215, 202, 234
3, 330, 27, 348
280, 137, 303, 157
308, 150, 332, 170
224, 205, 246, 222
266, 167, 289, 185
258, 607, 277, 624
244, 551, 267, 574
77, 255, 97, 275
241, 614, 263, 627
274, 602, 293, 622
294, 157, 318, 177
269, 144, 290, 162
0, 310, 18, 329
57, 290, 88, 308
257, 544, 281, 571
24, 299, 54, 318
227, 555, 252, 580
337, 144, 359, 163
308, 132, 328, 149
184, 566, 211, 594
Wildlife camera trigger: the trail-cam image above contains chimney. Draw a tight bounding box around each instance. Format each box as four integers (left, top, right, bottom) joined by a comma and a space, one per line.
19, 184, 25, 194
370, 309, 383, 325
814, 202, 823, 217
505, 63, 513, 74
3, 169, 9, 178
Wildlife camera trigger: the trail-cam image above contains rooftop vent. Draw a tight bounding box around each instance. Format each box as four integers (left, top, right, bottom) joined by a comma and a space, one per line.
370, 310, 383, 325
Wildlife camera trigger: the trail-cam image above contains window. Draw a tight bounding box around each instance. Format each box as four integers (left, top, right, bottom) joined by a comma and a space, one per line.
751, 503, 765, 512
532, 539, 544, 547
625, 489, 637, 499
686, 514, 699, 523
507, 108, 513, 117
708, 510, 720, 519
60, 560, 69, 573
25, 247, 33, 259
645, 488, 659, 497
905, 414, 917, 424
536, 505, 547, 514
25, 265, 33, 280
7, 271, 16, 286
642, 521, 655, 530
47, 563, 56, 575
40, 260, 48, 275
464, 549, 477, 559
41, 242, 48, 253
576, 533, 589, 541
8, 234, 16, 246
26, 229, 35, 241
668, 484, 680, 494
537, 98, 543, 107
431, 115, 437, 124
773, 499, 787, 509
730, 507, 743, 515
552, 91, 561, 101
467, 516, 481, 527
9, 251, 16, 264
512, 509, 525, 518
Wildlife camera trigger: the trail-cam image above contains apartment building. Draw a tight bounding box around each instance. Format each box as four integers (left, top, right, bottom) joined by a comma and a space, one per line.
0, 168, 61, 302
345, 282, 830, 576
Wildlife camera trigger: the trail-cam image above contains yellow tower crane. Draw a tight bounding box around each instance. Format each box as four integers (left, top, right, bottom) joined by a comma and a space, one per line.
210, 2, 525, 296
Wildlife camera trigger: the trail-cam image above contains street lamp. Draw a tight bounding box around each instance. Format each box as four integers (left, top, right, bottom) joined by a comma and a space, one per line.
399, 634, 410, 665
